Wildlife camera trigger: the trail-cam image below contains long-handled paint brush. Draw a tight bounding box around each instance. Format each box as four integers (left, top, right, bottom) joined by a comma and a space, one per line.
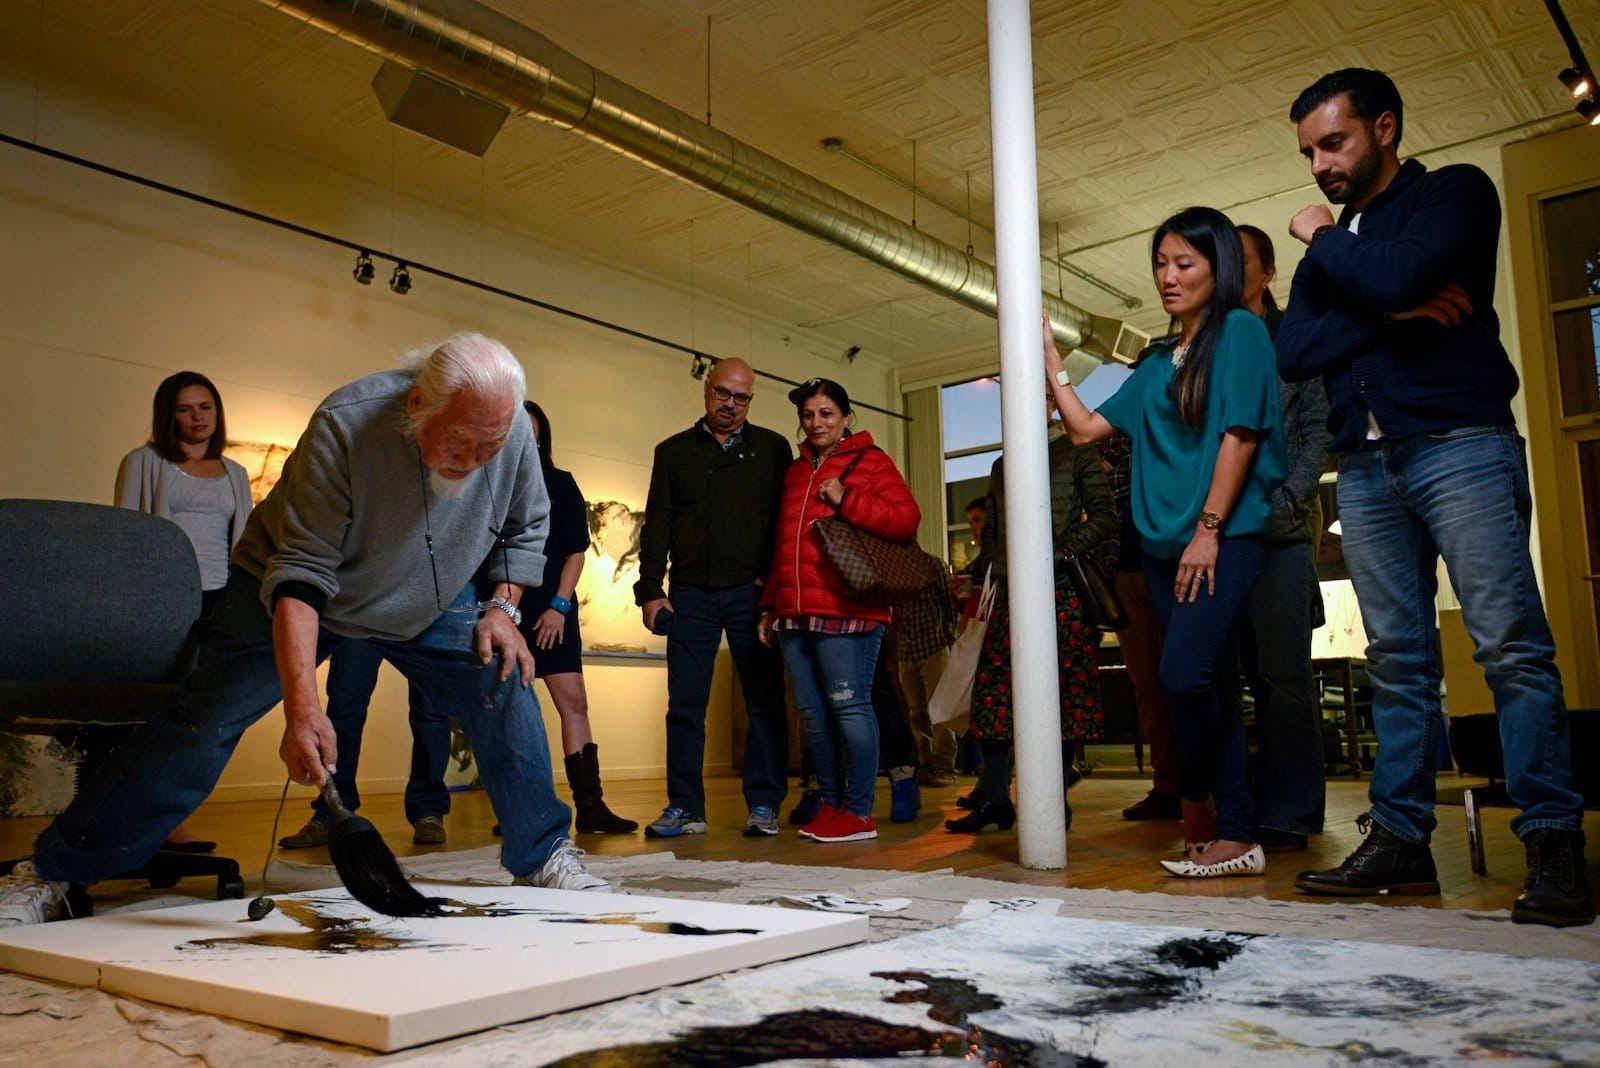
320, 776, 444, 918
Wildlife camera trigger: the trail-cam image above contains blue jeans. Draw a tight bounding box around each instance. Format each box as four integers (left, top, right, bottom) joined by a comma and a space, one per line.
1144, 537, 1263, 843
308, 641, 454, 825
1338, 426, 1580, 843
34, 567, 571, 883
777, 626, 884, 817
664, 583, 788, 817
1236, 539, 1326, 836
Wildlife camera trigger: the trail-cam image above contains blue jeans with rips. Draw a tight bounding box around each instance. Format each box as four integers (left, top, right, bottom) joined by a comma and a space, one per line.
777, 626, 884, 818
663, 582, 789, 818
1338, 426, 1580, 843
1143, 537, 1263, 843
308, 640, 455, 826
33, 568, 571, 883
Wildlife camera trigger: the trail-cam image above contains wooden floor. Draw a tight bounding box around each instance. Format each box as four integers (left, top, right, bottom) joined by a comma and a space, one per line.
3, 771, 1594, 915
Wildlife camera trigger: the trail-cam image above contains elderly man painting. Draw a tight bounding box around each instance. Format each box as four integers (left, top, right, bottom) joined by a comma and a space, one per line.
0, 333, 608, 927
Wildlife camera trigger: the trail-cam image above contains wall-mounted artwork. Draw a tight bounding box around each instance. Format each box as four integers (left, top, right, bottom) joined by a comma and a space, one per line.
578, 498, 658, 655
223, 440, 293, 506
0, 883, 866, 1052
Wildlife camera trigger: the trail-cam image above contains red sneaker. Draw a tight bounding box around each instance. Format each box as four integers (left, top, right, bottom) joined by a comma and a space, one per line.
798, 802, 840, 840
808, 810, 878, 843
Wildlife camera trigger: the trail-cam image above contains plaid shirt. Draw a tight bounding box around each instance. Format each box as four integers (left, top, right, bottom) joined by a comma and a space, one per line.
771, 615, 880, 635
1093, 431, 1132, 575
893, 553, 958, 663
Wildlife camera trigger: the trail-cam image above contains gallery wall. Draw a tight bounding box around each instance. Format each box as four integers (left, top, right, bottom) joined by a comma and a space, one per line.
0, 65, 905, 805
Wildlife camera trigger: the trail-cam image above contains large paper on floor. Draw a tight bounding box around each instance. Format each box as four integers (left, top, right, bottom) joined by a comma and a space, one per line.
0, 882, 867, 1051
455, 912, 1600, 1065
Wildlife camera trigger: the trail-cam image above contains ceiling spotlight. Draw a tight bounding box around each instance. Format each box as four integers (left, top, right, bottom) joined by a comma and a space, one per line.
390, 261, 412, 295
844, 344, 861, 363
1559, 66, 1592, 97
352, 249, 375, 285
689, 354, 710, 380
1578, 98, 1600, 125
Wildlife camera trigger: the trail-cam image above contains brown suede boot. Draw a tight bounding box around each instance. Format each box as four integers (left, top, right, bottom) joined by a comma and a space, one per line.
566, 743, 638, 834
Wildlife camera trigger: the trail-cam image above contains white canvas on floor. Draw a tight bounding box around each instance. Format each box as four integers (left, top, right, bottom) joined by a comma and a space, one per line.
0, 882, 867, 1051
450, 912, 1600, 1065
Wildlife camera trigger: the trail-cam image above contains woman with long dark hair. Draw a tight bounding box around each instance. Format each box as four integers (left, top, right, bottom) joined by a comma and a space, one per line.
117, 371, 252, 618
1044, 206, 1286, 877
517, 400, 638, 834
114, 370, 253, 851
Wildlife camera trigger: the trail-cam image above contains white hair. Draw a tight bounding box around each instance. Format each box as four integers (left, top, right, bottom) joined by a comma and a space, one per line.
401, 332, 526, 430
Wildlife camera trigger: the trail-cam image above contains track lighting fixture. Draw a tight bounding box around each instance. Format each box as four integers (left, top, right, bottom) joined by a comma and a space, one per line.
689, 353, 710, 380
352, 249, 375, 285
1544, 1, 1598, 128
390, 261, 412, 295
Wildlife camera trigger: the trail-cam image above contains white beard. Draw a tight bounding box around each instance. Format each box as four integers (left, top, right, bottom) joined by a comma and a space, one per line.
428, 468, 472, 501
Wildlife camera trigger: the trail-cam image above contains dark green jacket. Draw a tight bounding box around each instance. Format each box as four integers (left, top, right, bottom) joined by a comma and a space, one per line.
633, 420, 792, 602
982, 427, 1119, 584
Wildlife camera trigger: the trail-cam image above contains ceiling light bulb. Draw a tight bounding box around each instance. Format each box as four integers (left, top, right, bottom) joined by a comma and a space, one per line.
1559, 67, 1592, 97
1578, 98, 1600, 125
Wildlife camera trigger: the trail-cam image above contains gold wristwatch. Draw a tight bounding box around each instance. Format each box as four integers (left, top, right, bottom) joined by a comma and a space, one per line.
1198, 510, 1223, 530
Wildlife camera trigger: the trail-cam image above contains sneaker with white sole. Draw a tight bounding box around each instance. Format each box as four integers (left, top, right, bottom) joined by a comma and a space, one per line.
644, 806, 708, 838
743, 806, 779, 837
809, 810, 878, 844
514, 838, 614, 893
0, 861, 70, 927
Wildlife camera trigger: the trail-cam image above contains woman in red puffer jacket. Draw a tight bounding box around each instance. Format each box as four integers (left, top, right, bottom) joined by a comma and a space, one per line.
758, 378, 920, 845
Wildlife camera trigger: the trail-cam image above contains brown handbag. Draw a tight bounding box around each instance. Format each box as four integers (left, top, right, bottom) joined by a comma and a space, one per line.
812, 446, 931, 607
1062, 549, 1127, 632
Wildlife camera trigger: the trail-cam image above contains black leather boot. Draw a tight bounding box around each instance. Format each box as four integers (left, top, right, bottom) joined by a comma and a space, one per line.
1294, 813, 1439, 896
567, 744, 639, 835
1512, 828, 1595, 927
955, 786, 987, 811
944, 799, 1016, 833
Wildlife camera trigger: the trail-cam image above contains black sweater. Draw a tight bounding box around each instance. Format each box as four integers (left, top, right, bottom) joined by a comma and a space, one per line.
1276, 159, 1520, 452
633, 421, 792, 603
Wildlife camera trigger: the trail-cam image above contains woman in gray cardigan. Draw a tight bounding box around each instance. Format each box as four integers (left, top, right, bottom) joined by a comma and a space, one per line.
115, 371, 253, 618
110, 371, 252, 852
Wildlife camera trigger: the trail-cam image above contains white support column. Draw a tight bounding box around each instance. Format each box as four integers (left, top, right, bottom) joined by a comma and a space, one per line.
986, 0, 1065, 870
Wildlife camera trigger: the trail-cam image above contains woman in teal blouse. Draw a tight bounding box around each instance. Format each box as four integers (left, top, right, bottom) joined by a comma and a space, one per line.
1045, 206, 1285, 878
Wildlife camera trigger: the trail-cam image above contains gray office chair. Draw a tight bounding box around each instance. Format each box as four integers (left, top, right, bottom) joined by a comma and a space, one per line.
0, 498, 243, 905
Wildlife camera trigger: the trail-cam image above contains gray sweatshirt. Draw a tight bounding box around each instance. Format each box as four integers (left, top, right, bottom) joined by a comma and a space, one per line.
232, 370, 549, 641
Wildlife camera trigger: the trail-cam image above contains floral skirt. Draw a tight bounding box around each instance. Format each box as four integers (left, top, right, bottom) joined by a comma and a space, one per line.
968, 582, 1103, 743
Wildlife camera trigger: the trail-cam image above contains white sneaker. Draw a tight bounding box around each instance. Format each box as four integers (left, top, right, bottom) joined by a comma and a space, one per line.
0, 861, 70, 927
515, 838, 614, 893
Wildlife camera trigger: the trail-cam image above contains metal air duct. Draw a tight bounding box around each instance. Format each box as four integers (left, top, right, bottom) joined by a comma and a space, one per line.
257, 0, 1121, 365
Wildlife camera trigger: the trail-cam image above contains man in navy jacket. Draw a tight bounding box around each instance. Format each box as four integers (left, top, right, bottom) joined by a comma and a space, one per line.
1277, 68, 1590, 927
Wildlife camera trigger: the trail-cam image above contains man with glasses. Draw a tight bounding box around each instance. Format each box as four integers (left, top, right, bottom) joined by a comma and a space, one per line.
636, 358, 792, 838
1, 333, 609, 928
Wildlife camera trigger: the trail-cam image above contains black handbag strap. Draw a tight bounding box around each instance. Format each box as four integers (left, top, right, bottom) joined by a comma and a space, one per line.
833, 443, 878, 483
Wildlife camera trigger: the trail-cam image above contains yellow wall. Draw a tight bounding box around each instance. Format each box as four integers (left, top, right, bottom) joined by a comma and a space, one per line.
0, 72, 896, 803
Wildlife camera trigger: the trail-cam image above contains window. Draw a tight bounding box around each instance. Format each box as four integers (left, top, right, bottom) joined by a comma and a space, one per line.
940, 377, 1001, 568
1542, 188, 1600, 418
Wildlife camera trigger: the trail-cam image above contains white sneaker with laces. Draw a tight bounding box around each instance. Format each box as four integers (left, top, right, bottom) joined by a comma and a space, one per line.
0, 861, 70, 927
515, 838, 614, 893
